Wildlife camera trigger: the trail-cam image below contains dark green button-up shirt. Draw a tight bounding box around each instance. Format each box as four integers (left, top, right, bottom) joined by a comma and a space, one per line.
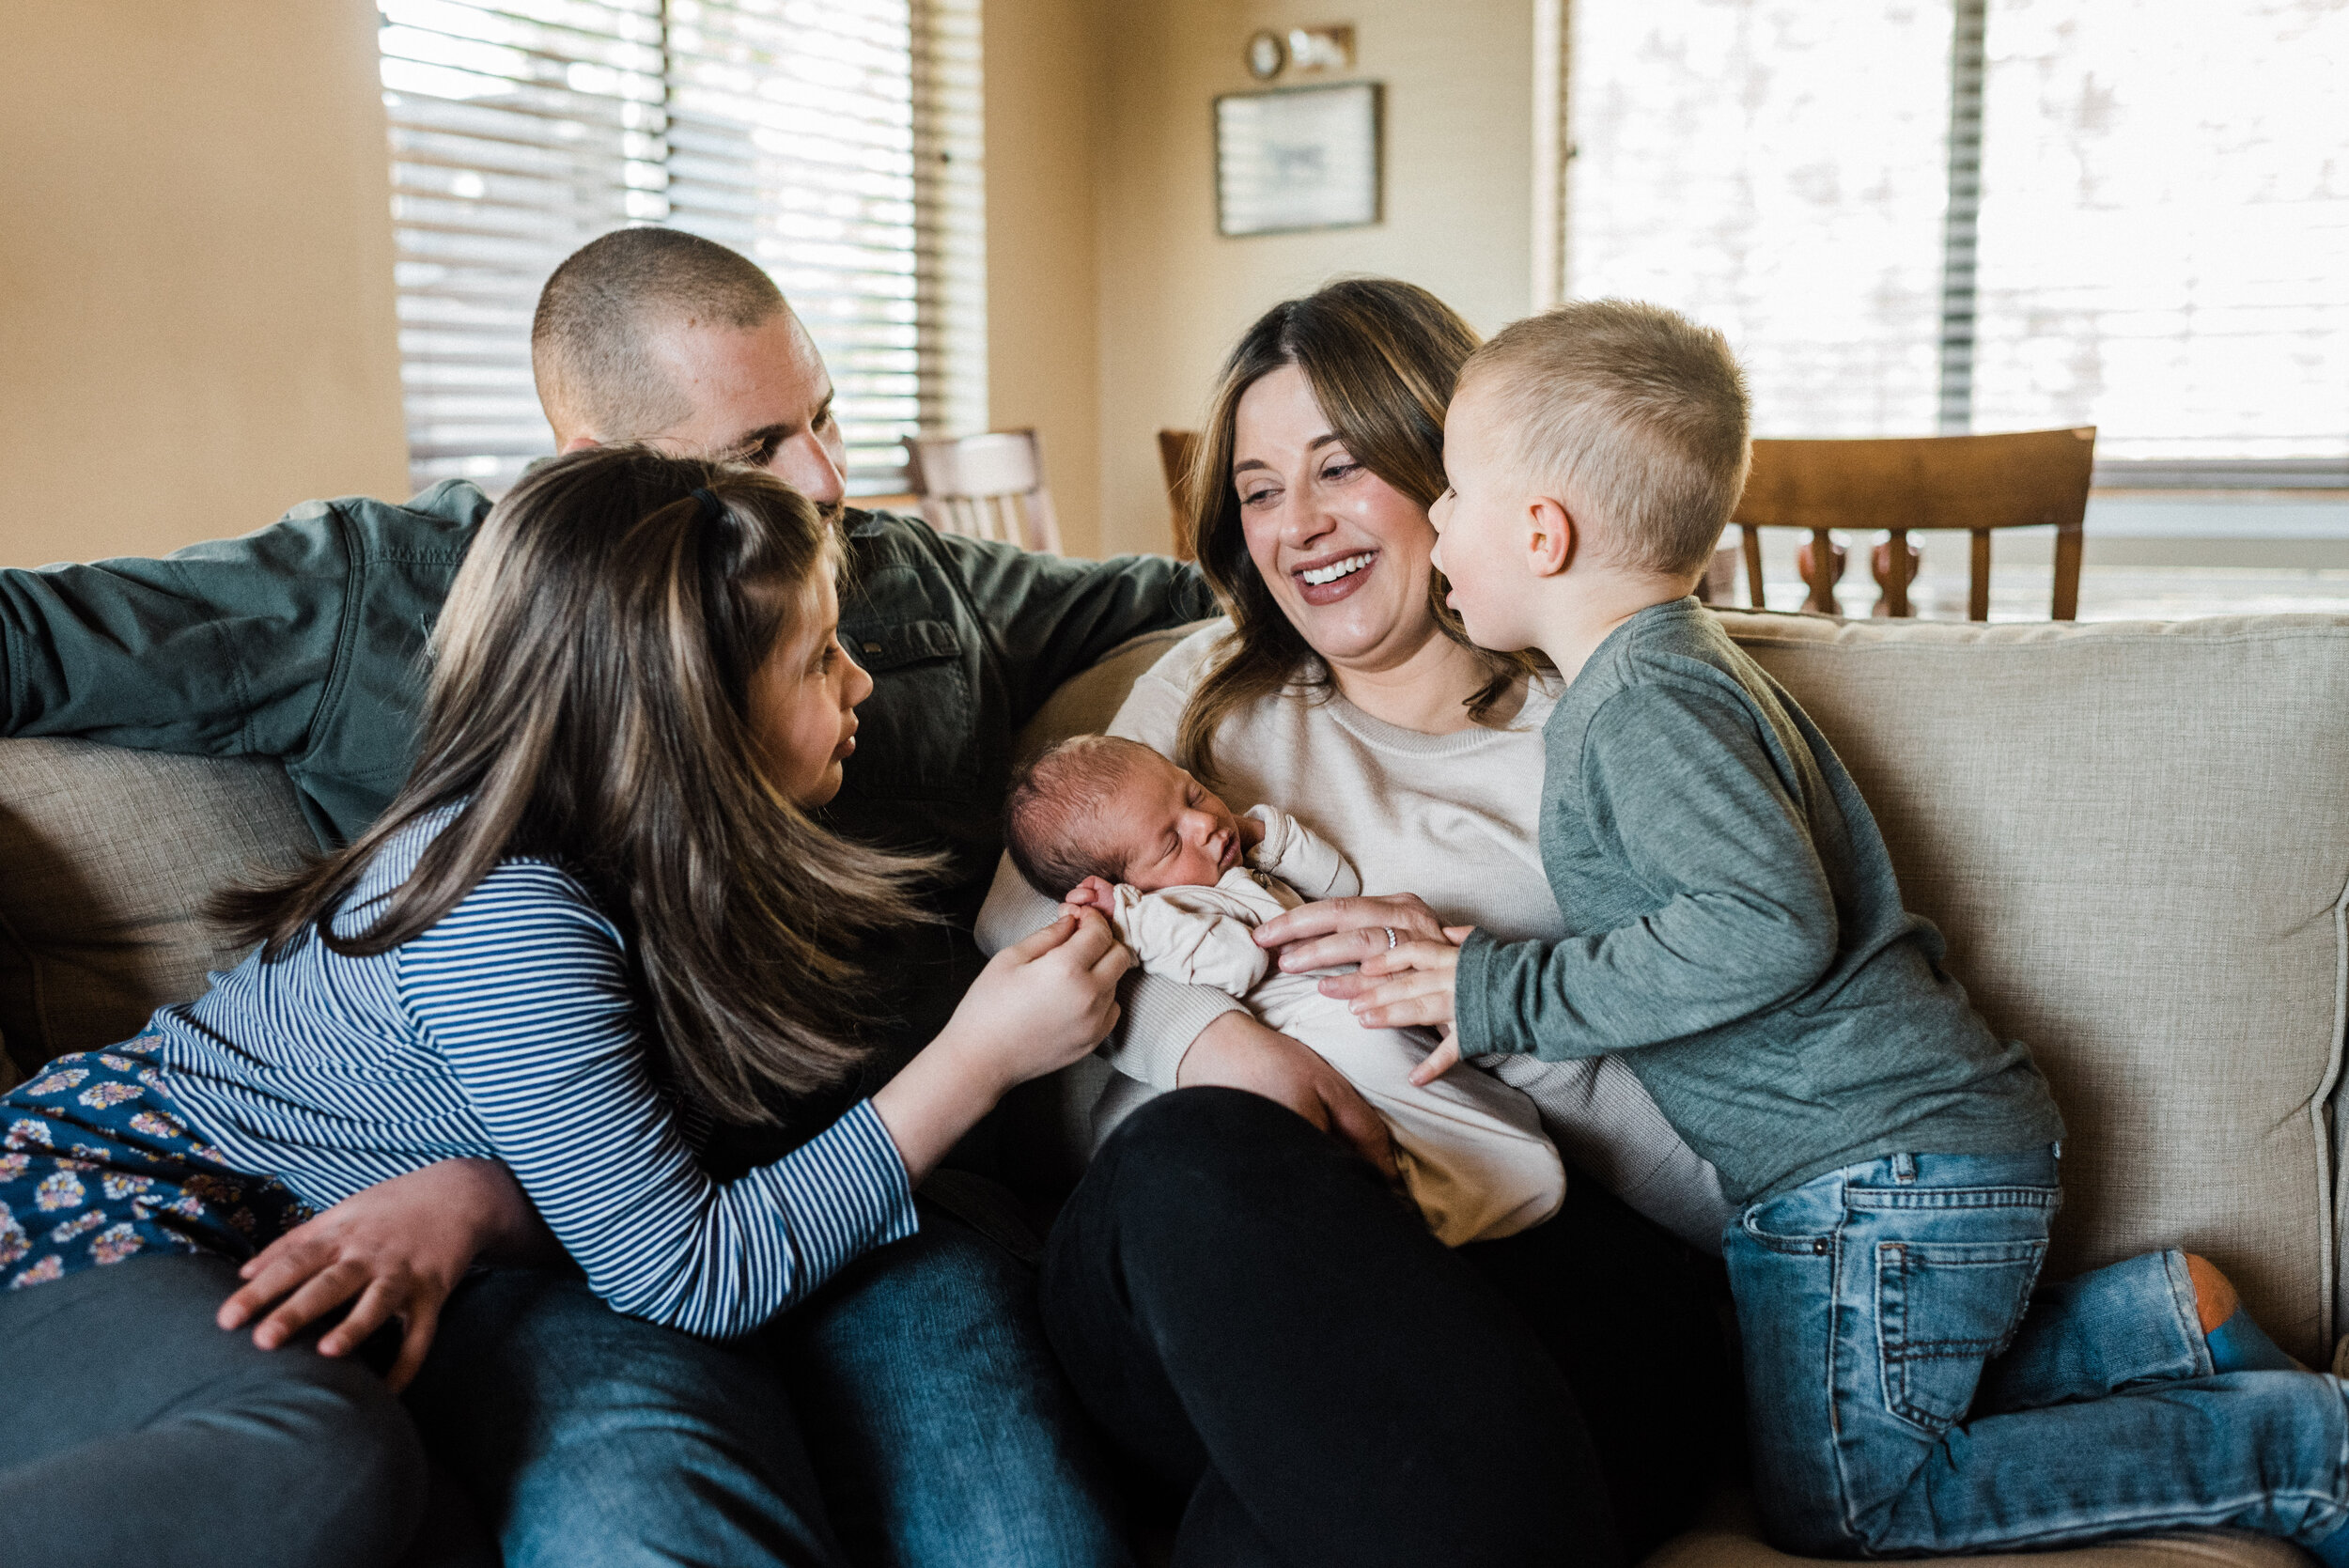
0, 478, 1212, 1150
0, 480, 1215, 1150
0, 479, 1213, 917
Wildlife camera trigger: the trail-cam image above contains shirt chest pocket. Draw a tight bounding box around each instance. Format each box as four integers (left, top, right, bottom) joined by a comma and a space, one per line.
843, 617, 978, 797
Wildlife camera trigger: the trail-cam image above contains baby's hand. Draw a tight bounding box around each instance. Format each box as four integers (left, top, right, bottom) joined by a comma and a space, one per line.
1346, 927, 1471, 1031
1063, 876, 1118, 914
1237, 813, 1267, 850
1408, 1027, 1464, 1087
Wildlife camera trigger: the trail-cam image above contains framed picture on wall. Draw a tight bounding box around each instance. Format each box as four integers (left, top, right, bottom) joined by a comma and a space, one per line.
1215, 82, 1382, 237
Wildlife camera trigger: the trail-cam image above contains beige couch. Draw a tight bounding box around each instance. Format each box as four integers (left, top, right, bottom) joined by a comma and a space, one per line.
5, 608, 2346, 1567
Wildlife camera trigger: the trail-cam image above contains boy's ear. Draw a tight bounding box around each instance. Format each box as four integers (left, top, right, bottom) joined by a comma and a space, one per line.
1526, 497, 1576, 579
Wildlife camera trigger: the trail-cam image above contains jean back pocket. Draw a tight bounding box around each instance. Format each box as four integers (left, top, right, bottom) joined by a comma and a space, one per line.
1875, 1236, 2047, 1433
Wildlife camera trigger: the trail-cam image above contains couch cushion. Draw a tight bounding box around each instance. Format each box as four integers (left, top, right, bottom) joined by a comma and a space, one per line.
1014, 615, 2349, 1361
1645, 1492, 2304, 1568
0, 737, 314, 1084
1715, 612, 2349, 1363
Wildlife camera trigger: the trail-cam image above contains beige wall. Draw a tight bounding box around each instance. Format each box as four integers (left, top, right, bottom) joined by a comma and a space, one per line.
983, 0, 1112, 558
0, 2, 1545, 567
1089, 0, 1546, 555
0, 1, 408, 568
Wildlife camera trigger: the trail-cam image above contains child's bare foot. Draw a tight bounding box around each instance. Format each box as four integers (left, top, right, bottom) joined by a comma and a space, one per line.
2186, 1253, 2304, 1374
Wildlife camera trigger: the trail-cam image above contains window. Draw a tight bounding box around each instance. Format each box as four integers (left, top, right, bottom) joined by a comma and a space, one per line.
1969, 0, 2348, 479
1561, 0, 2349, 484
378, 0, 984, 499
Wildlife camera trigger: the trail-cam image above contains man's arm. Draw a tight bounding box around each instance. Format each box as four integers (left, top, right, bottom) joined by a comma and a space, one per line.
924, 527, 1216, 733
1456, 684, 1841, 1062
0, 501, 359, 755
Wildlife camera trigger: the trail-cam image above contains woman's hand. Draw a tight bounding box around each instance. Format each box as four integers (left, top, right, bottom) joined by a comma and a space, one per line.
1174, 1012, 1398, 1179
216, 1157, 553, 1392
878, 909, 1131, 1183
1253, 893, 1464, 1000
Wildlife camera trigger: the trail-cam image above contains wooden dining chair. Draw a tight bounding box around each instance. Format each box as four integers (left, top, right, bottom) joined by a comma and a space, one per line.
901, 429, 1064, 553
1158, 428, 1202, 560
1731, 427, 2096, 620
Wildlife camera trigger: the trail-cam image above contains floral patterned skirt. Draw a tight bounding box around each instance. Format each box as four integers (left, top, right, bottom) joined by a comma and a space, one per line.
0, 1037, 314, 1293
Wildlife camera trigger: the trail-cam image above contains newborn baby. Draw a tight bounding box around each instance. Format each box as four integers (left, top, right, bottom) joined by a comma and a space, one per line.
1003, 735, 1563, 1245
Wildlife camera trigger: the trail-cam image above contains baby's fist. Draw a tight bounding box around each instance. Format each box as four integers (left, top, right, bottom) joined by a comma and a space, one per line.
1064, 876, 1118, 914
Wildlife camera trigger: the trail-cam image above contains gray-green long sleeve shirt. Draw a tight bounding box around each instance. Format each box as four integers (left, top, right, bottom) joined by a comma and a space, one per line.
1455, 598, 2061, 1206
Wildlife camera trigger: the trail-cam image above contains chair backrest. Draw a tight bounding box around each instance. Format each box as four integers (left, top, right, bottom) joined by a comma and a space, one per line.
901, 429, 1063, 553
1732, 427, 2096, 619
1158, 428, 1201, 560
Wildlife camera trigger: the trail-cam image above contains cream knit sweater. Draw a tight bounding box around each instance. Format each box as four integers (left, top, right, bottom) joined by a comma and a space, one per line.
975, 622, 1731, 1249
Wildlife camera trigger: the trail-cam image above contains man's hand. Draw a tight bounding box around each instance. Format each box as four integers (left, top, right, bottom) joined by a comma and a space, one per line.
1347, 933, 1469, 1030
217, 1157, 553, 1392
1174, 1012, 1398, 1178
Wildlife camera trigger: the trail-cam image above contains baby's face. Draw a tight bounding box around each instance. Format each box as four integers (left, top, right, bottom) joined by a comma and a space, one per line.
1106, 753, 1246, 893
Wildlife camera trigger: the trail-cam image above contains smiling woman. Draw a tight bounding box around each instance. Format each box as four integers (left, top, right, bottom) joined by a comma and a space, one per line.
980, 277, 1739, 1566
1174, 279, 1537, 781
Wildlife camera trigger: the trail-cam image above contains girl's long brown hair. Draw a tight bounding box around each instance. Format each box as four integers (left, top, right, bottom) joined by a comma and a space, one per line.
214, 445, 938, 1125
1174, 277, 1538, 783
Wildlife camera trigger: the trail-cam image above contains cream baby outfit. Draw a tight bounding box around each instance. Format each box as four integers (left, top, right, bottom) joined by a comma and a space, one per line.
1106, 802, 1565, 1246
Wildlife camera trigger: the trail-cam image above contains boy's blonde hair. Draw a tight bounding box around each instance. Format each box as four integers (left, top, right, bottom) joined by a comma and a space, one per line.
1460, 299, 1751, 580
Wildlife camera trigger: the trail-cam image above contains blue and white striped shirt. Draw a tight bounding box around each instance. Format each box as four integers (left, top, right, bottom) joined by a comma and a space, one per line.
148, 809, 918, 1339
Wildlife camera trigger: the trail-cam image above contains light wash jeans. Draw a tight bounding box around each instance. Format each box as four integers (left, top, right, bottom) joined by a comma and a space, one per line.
1724, 1146, 2349, 1557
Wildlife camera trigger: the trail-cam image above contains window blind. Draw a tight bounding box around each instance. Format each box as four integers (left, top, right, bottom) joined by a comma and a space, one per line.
1562, 0, 1954, 439
379, 0, 984, 500
1969, 0, 2349, 477
1561, 0, 2349, 480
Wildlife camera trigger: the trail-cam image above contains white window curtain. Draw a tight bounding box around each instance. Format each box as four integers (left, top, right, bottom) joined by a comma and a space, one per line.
378, 0, 985, 499
1561, 0, 2349, 481
1563, 3, 1955, 439
1969, 0, 2349, 479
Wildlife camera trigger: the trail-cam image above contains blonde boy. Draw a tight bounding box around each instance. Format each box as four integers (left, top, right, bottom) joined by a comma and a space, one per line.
1348, 300, 2349, 1560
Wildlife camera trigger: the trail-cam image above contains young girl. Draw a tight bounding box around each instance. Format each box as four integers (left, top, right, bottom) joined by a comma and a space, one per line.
0, 446, 1129, 1565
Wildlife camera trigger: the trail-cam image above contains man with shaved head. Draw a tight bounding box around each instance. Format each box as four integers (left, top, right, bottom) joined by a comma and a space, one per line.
0, 227, 1215, 1566
533, 227, 825, 469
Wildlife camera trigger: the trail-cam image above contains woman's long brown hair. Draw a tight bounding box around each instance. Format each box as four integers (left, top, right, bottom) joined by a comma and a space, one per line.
214, 445, 939, 1125
1174, 277, 1538, 783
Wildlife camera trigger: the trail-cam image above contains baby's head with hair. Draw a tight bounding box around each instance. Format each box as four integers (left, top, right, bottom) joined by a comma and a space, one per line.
1430, 299, 1750, 651
1004, 736, 1248, 898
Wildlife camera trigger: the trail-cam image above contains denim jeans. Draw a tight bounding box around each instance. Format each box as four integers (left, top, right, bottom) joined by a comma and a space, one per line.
408, 1188, 1131, 1568
1726, 1147, 2349, 1557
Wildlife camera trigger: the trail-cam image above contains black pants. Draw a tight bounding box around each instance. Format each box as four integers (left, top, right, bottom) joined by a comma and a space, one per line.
1041, 1088, 1735, 1568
